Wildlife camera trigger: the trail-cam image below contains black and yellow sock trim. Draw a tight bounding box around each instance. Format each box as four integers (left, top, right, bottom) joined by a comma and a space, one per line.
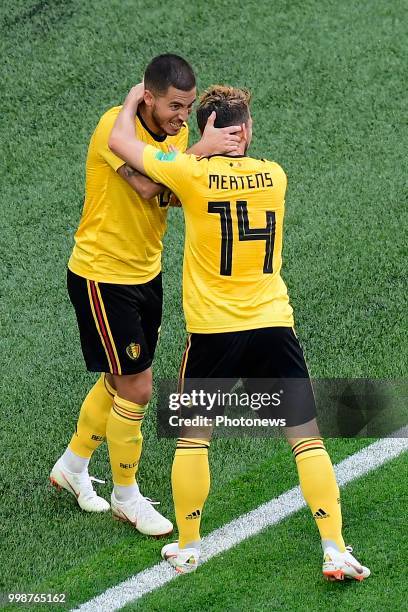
291, 437, 325, 459
113, 396, 146, 422
176, 437, 210, 451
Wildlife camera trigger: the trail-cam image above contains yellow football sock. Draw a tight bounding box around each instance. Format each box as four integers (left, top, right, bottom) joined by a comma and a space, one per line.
292, 438, 345, 551
172, 438, 210, 549
106, 395, 147, 486
69, 374, 115, 458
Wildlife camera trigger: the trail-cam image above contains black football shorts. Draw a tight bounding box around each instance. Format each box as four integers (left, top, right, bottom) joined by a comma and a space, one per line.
178, 326, 316, 427
67, 268, 162, 375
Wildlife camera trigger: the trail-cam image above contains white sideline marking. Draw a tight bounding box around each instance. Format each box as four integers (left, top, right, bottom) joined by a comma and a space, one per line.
73, 431, 408, 611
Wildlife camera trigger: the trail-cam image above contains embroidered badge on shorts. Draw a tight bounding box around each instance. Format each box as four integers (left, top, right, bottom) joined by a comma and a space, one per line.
126, 342, 141, 360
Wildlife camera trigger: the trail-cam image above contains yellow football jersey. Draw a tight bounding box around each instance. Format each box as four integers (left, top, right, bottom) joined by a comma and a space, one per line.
143, 146, 294, 333
68, 107, 189, 284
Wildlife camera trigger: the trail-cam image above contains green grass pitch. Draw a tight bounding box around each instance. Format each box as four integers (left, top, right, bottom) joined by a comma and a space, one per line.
0, 0, 407, 610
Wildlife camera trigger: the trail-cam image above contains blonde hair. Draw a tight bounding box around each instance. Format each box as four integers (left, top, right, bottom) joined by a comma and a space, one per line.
196, 85, 252, 131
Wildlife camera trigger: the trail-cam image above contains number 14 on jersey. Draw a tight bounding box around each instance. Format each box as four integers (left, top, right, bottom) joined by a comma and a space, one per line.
208, 200, 276, 276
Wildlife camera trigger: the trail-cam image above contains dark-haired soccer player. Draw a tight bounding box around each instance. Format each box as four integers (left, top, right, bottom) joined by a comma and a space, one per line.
108, 83, 370, 579
50, 55, 241, 536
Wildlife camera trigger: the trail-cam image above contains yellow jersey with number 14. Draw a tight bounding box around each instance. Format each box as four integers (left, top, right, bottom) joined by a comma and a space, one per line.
142, 146, 294, 333
68, 107, 189, 284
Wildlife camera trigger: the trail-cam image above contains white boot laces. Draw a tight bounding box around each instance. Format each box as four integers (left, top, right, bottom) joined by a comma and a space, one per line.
136, 495, 162, 520
90, 476, 106, 485
144, 497, 160, 506
78, 473, 105, 500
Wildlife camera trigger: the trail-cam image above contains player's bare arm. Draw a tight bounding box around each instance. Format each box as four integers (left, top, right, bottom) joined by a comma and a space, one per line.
109, 83, 149, 173
117, 163, 165, 200
109, 83, 243, 173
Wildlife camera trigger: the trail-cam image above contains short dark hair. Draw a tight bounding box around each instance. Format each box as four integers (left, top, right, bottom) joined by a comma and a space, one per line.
196, 85, 251, 132
144, 54, 196, 95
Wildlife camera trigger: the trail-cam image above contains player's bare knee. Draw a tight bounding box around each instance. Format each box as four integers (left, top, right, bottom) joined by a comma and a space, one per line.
284, 417, 321, 447
105, 373, 116, 391
180, 424, 213, 443
113, 369, 153, 405
133, 384, 152, 405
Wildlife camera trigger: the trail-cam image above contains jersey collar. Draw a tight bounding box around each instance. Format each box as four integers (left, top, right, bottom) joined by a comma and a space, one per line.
205, 153, 247, 159
136, 110, 167, 142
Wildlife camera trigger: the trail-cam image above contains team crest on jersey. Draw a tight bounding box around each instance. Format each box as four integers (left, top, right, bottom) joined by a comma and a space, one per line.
155, 150, 177, 162
126, 342, 141, 360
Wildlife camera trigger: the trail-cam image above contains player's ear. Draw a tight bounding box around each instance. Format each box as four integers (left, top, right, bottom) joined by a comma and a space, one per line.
144, 89, 154, 107
241, 122, 247, 142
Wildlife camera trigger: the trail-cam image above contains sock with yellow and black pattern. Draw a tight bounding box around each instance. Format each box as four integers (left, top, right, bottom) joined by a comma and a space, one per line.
172, 438, 210, 550
106, 395, 147, 490
68, 374, 115, 461
292, 437, 346, 552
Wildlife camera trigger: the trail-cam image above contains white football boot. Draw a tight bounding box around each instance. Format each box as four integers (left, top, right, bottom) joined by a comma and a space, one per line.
323, 545, 371, 581
111, 488, 173, 536
50, 459, 110, 512
161, 542, 200, 574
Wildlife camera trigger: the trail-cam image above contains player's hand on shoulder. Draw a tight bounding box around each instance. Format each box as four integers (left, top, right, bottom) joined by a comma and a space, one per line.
201, 111, 242, 154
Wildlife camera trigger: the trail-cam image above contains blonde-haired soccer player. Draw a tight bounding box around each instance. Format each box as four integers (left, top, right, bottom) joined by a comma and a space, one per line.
50, 56, 241, 536
108, 83, 370, 579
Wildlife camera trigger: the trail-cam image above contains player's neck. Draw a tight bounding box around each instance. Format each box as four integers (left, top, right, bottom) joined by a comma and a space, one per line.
235, 142, 247, 156
137, 103, 166, 138
219, 142, 247, 157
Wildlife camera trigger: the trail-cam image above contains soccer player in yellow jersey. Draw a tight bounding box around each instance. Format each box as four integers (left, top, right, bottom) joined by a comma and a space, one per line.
50, 55, 241, 536
108, 83, 370, 578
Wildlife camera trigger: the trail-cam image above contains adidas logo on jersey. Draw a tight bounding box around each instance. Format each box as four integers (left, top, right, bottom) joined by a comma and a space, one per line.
186, 509, 201, 520
313, 508, 330, 519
